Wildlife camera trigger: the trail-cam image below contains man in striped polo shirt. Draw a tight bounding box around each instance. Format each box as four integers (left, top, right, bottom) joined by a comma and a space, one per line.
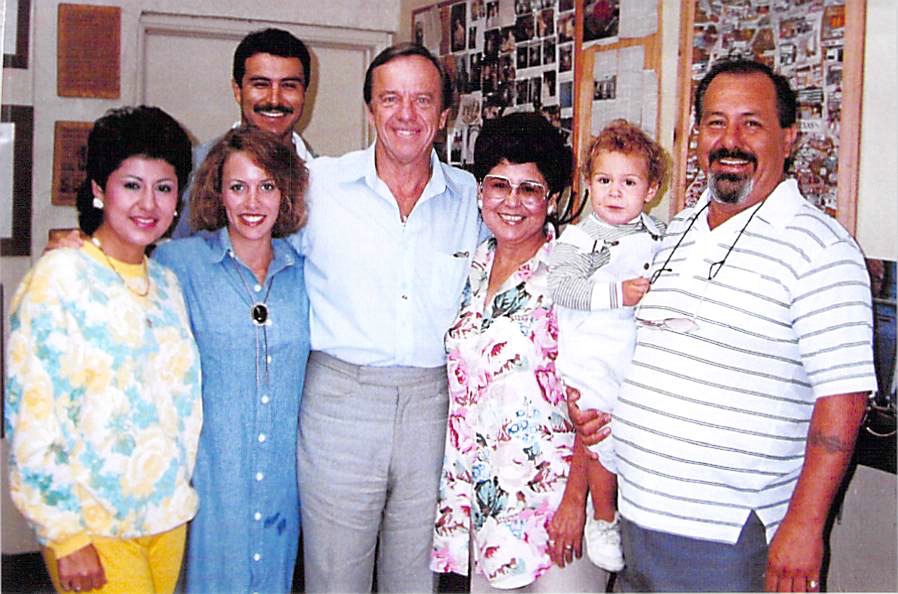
599, 59, 876, 592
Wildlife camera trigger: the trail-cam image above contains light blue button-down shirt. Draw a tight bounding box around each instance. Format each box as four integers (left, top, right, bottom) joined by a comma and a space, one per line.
153, 229, 310, 594
291, 143, 482, 367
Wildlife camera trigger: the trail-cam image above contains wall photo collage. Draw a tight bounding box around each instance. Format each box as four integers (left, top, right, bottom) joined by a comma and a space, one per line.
681, 0, 853, 217
414, 0, 578, 168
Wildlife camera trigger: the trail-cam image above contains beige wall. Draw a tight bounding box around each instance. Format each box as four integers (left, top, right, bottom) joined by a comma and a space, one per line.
828, 465, 897, 592
855, 0, 897, 260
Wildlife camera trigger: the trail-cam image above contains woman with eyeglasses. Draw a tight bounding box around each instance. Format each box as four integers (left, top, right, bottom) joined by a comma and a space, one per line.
431, 112, 609, 592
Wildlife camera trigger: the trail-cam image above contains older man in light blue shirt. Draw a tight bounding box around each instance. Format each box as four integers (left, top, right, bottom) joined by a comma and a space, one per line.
299, 144, 478, 367
293, 44, 482, 594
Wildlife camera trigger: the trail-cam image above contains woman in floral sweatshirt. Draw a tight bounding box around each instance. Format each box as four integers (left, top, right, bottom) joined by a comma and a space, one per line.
5, 106, 201, 594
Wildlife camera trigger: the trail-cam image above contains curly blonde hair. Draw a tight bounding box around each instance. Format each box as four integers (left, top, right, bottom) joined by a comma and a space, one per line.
581, 119, 668, 190
190, 126, 309, 237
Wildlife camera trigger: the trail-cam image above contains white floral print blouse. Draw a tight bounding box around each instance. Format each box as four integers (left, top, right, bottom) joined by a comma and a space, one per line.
4, 243, 202, 558
431, 232, 577, 589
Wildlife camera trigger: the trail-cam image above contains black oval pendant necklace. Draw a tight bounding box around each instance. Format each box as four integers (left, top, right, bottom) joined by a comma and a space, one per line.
251, 303, 268, 325
230, 252, 274, 390
231, 254, 274, 327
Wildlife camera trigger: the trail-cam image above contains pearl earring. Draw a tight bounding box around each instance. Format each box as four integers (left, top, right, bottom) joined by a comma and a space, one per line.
92, 196, 104, 210
477, 198, 483, 210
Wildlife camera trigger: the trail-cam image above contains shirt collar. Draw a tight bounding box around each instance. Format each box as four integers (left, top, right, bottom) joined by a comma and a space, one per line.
230, 121, 312, 160
478, 224, 557, 270
640, 212, 663, 237
535, 224, 558, 266
205, 227, 233, 264
341, 142, 464, 201
203, 227, 296, 274
695, 178, 803, 233
751, 178, 803, 231
585, 212, 662, 241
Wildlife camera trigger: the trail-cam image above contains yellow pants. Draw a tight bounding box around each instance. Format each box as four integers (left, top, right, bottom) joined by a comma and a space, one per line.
42, 524, 186, 594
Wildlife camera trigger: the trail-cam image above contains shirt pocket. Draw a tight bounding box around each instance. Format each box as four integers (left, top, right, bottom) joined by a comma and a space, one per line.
428, 251, 472, 322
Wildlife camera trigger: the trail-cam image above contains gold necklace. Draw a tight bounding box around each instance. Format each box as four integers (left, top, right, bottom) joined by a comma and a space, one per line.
90, 236, 151, 297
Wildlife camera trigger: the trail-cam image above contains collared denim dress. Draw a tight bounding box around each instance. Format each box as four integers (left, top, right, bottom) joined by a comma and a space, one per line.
154, 228, 310, 594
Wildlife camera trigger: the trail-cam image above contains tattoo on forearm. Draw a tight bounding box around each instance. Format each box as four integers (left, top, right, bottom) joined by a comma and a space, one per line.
807, 429, 853, 454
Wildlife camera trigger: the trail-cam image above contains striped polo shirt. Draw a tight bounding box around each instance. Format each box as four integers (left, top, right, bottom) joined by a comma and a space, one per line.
614, 179, 876, 544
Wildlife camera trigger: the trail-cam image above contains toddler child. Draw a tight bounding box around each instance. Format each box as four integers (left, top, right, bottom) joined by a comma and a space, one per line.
549, 119, 668, 572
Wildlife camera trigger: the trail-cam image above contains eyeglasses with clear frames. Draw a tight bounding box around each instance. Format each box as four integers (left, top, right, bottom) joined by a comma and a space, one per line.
636, 316, 700, 333
635, 280, 708, 334
480, 174, 548, 209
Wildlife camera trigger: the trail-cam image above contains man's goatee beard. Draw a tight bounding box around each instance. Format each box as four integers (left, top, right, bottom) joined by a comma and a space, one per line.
708, 172, 754, 205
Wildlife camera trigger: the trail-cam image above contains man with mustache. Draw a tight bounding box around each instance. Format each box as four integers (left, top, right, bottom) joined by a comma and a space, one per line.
172, 28, 313, 237
575, 59, 876, 592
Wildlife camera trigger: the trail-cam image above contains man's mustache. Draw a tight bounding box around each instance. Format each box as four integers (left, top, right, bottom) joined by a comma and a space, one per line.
253, 104, 294, 115
709, 148, 757, 168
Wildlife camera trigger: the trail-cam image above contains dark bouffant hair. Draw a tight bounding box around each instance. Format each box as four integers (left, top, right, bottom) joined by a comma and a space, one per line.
76, 106, 192, 235
582, 119, 668, 190
189, 126, 309, 237
694, 58, 797, 129
363, 43, 453, 111
233, 28, 312, 88
473, 111, 572, 198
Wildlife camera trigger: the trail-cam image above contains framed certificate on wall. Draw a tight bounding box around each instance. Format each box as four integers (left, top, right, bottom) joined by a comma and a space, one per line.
51, 121, 93, 207
57, 3, 121, 98
1, 106, 34, 257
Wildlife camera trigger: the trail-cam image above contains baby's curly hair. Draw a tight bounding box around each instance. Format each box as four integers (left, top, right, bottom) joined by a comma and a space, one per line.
581, 119, 668, 190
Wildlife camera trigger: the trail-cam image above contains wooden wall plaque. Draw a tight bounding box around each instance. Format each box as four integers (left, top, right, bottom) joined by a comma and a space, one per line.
51, 121, 93, 206
57, 3, 121, 98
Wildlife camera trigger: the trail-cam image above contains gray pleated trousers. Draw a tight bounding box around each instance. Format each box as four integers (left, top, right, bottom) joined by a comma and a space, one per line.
297, 351, 449, 593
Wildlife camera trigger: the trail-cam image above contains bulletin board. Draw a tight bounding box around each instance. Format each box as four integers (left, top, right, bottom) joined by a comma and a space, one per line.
412, 0, 664, 205
673, 0, 865, 233
573, 0, 663, 197
412, 0, 580, 169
